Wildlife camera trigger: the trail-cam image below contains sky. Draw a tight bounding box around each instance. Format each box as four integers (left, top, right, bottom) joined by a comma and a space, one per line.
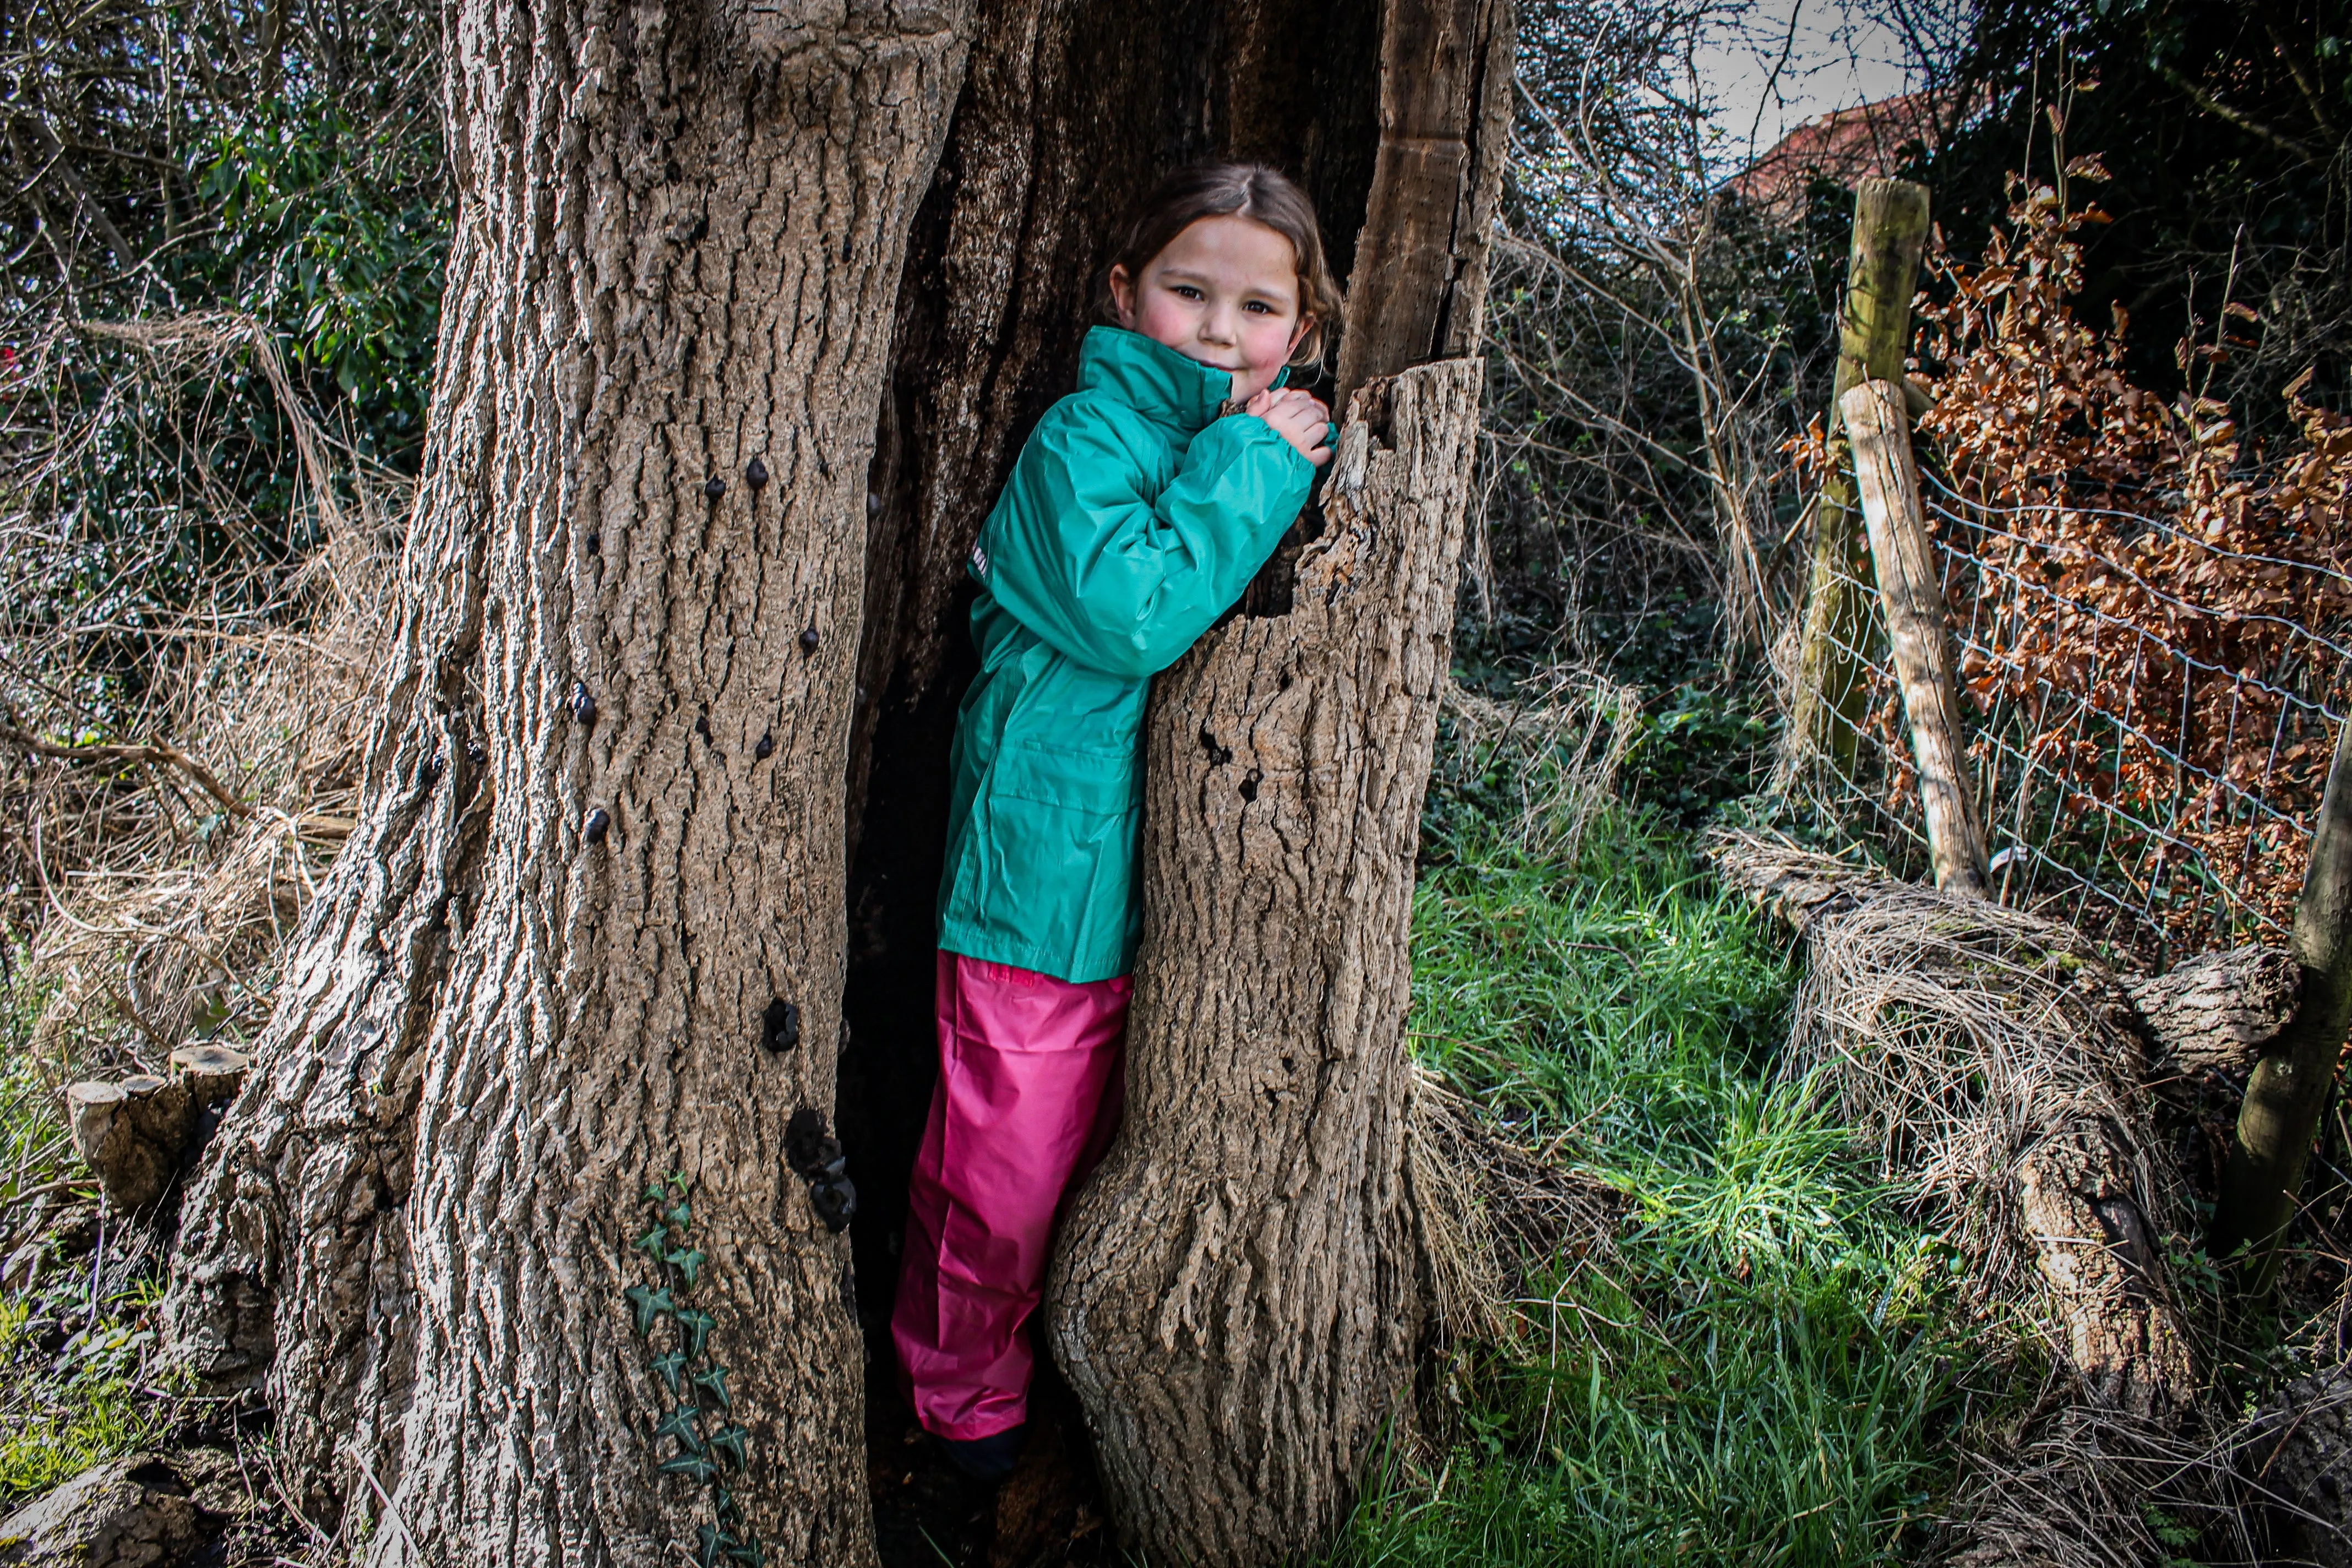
1691, 0, 1924, 167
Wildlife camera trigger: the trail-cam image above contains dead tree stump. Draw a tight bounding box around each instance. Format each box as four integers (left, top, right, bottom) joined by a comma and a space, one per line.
68, 1080, 186, 1211
67, 1046, 252, 1211
1047, 360, 1479, 1564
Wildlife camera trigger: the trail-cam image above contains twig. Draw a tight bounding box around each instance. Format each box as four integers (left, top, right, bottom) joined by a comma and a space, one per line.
0, 720, 252, 819
340, 1442, 421, 1562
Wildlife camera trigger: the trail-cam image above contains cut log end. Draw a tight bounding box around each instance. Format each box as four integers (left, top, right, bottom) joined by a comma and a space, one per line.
170, 1042, 254, 1107
64, 1069, 209, 1211
2124, 946, 2299, 1078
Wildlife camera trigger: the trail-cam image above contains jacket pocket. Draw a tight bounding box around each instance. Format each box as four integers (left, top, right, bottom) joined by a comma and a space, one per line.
989, 741, 1137, 816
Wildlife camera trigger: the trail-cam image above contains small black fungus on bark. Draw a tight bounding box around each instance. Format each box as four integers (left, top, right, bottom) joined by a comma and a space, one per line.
583, 807, 611, 845
703, 476, 727, 500
809, 1176, 856, 1233
744, 457, 768, 491
762, 998, 801, 1055
569, 682, 597, 726
1199, 726, 1233, 766
754, 732, 775, 761
783, 1107, 857, 1233
799, 625, 820, 655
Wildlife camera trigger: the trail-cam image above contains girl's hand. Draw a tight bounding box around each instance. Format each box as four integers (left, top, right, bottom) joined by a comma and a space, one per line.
1244, 387, 1333, 468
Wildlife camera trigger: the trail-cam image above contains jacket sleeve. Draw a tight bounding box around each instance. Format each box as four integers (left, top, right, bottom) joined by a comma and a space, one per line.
977, 400, 1314, 678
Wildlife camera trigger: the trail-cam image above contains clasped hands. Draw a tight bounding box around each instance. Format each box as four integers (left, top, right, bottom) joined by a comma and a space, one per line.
1244, 386, 1334, 468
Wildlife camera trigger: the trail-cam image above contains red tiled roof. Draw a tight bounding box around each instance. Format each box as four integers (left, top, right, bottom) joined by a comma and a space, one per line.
1728, 88, 1966, 213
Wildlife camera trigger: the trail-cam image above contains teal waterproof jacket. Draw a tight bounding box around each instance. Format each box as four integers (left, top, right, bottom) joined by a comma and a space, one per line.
935, 326, 1316, 982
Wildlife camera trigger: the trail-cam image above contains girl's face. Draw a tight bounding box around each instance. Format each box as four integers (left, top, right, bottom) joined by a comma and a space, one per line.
1109, 215, 1311, 404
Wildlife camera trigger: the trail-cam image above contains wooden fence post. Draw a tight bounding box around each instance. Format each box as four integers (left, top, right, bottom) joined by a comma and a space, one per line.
1789, 178, 1931, 779
1841, 379, 1990, 897
2211, 715, 2352, 1288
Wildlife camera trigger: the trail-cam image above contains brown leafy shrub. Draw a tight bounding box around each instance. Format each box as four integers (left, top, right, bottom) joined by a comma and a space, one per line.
1805, 165, 2352, 953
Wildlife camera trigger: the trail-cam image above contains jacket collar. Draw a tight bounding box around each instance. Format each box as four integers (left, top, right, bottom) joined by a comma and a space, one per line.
1076, 325, 1289, 437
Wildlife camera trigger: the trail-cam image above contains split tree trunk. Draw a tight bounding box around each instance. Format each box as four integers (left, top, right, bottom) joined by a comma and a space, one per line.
169, 0, 1510, 1553
1049, 361, 1482, 1562
165, 4, 970, 1560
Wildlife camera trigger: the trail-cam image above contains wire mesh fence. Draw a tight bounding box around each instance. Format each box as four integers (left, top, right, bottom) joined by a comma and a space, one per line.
1802, 462, 2350, 967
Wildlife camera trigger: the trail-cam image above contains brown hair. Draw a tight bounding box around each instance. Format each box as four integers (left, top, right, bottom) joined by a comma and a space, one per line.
1103, 162, 1346, 369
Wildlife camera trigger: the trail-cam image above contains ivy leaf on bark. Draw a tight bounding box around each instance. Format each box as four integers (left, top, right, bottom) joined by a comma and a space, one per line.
707, 1423, 750, 1471
654, 1405, 705, 1453
674, 1308, 716, 1359
624, 1284, 676, 1337
690, 1364, 731, 1410
660, 1452, 718, 1485
694, 1526, 735, 1568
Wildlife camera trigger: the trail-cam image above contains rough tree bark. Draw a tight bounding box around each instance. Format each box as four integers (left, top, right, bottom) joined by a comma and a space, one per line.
165, 3, 971, 1560
1332, 0, 1511, 402
1049, 360, 1482, 1563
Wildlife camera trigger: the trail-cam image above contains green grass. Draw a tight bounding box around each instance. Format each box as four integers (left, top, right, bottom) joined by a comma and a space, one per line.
0, 960, 172, 1509
0, 1296, 172, 1505
1331, 808, 1996, 1566
0, 963, 71, 1215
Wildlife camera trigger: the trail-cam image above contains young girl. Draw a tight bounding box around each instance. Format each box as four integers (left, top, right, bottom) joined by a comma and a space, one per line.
892, 163, 1343, 1480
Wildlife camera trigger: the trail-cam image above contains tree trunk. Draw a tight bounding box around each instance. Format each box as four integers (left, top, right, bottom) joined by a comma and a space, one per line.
2213, 712, 2352, 1287
166, 4, 971, 1560
1332, 0, 1511, 404
1047, 360, 1482, 1562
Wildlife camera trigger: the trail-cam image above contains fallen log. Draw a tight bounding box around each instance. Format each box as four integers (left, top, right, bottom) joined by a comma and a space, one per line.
1709, 831, 2295, 1080
1708, 829, 2198, 1415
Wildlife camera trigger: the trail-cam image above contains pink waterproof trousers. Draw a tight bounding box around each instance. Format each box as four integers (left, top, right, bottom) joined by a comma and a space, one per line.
892, 951, 1129, 1441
